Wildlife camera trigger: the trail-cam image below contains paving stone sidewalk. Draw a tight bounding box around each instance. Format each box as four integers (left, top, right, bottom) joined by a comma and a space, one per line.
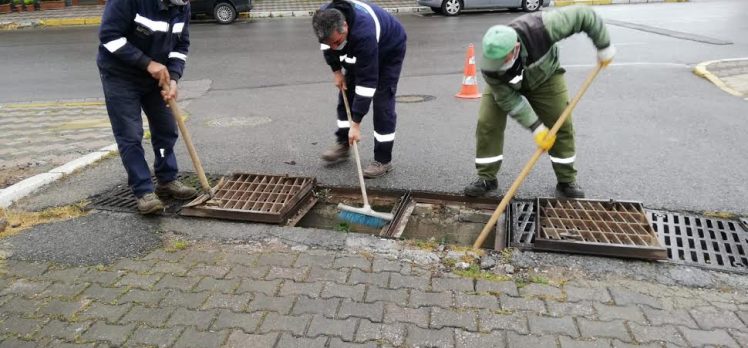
701, 59, 748, 99
0, 242, 746, 347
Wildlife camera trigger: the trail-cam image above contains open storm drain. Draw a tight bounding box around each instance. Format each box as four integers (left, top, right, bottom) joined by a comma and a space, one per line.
508, 201, 748, 273
89, 173, 222, 214
395, 95, 436, 103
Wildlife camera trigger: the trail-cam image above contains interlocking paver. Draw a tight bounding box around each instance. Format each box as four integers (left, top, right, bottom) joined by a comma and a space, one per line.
558, 336, 612, 348
500, 294, 546, 313
80, 284, 124, 303
225, 331, 280, 348
292, 296, 340, 317
608, 287, 663, 309
384, 303, 429, 328
405, 324, 454, 348
4, 261, 49, 278
430, 307, 478, 331
237, 279, 281, 296
258, 313, 311, 335
333, 255, 371, 271
565, 286, 612, 303
348, 269, 390, 287
80, 322, 135, 346
295, 253, 335, 269
389, 273, 430, 291
128, 325, 183, 347
222, 252, 259, 267
247, 293, 295, 314
279, 281, 324, 298
166, 308, 218, 331
520, 283, 564, 299
478, 310, 528, 334
118, 288, 165, 306
678, 326, 739, 347
329, 337, 378, 348
592, 303, 646, 323
529, 314, 579, 337
194, 277, 241, 293
628, 322, 687, 346
455, 329, 505, 348
77, 270, 123, 287
78, 302, 132, 323
641, 307, 697, 328
276, 333, 327, 348
0, 296, 44, 316
37, 299, 84, 319
0, 315, 44, 336
432, 277, 473, 292
321, 283, 366, 302
454, 292, 499, 310
0, 337, 41, 348
161, 289, 210, 309
578, 319, 631, 342
506, 331, 557, 347
201, 293, 253, 312
115, 273, 162, 289
267, 266, 309, 282
409, 289, 452, 308
112, 259, 156, 273
476, 280, 518, 296
226, 265, 270, 280
211, 310, 264, 333
354, 319, 406, 346
143, 249, 187, 262
338, 300, 384, 322
689, 307, 745, 330
366, 286, 408, 306
1, 279, 52, 297
119, 305, 175, 327
41, 267, 88, 284
256, 253, 297, 267
372, 258, 404, 273
307, 315, 358, 341
173, 327, 229, 348
182, 250, 223, 265
547, 301, 595, 318
727, 329, 748, 348
306, 267, 350, 283
39, 319, 91, 341
153, 274, 201, 291
150, 262, 190, 276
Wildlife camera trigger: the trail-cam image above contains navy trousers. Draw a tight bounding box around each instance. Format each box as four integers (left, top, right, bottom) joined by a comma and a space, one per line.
335, 45, 406, 164
100, 71, 179, 198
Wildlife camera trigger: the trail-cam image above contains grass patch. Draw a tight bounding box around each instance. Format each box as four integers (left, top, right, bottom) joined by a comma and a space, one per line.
454, 264, 511, 282
0, 202, 89, 238
529, 275, 549, 285
704, 211, 735, 219
165, 239, 189, 252
410, 238, 439, 251
335, 222, 350, 233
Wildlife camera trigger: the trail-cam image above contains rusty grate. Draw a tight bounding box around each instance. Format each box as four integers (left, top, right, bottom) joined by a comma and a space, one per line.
649, 210, 748, 273
89, 173, 220, 214
535, 198, 667, 260
179, 173, 315, 224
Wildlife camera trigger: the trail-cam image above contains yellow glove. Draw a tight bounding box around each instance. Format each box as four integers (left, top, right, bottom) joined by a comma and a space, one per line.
597, 45, 616, 68
532, 124, 556, 151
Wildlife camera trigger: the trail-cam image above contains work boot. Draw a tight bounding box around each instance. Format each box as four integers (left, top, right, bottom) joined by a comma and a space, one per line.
321, 143, 350, 163
363, 161, 392, 178
156, 180, 198, 200
464, 178, 498, 197
137, 193, 165, 215
556, 182, 585, 199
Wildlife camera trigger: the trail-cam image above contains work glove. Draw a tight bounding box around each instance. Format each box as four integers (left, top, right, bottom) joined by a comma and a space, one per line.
597, 44, 616, 68
531, 122, 556, 151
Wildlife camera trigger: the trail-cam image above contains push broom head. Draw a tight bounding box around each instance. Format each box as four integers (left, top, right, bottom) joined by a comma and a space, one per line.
337, 203, 394, 228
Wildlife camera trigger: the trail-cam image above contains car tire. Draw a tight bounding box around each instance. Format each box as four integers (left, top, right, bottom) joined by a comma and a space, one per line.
214, 2, 237, 24
522, 0, 541, 12
441, 0, 462, 16
430, 6, 442, 14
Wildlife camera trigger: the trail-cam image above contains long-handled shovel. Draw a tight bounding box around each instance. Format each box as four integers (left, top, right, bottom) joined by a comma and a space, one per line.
163, 86, 222, 208
472, 64, 605, 249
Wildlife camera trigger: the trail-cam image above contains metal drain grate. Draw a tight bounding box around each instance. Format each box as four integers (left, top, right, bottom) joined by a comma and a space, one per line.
649, 210, 748, 272
534, 198, 667, 260
508, 200, 536, 250
180, 173, 315, 224
89, 173, 221, 214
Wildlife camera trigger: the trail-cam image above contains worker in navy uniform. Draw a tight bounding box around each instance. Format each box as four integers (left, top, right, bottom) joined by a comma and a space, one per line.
313, 0, 407, 178
97, 0, 197, 214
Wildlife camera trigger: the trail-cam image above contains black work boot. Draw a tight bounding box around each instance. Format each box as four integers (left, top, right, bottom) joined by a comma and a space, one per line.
556, 182, 585, 199
464, 178, 498, 197
156, 180, 198, 200
321, 143, 350, 163
137, 193, 165, 215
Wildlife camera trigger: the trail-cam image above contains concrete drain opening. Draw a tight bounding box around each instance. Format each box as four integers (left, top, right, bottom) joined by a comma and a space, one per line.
650, 210, 748, 273
395, 95, 436, 103
89, 173, 222, 214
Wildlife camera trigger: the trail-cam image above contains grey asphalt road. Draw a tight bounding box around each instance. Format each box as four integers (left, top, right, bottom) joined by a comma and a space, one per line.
2, 0, 747, 215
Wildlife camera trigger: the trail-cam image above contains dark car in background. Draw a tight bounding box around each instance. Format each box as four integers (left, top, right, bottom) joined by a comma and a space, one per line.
191, 0, 252, 24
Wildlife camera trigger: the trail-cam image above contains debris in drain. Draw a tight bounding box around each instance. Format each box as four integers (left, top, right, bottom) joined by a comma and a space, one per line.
535, 198, 667, 260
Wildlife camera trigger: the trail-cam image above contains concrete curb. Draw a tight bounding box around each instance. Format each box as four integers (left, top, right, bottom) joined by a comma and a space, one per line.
693, 58, 746, 98
0, 143, 117, 209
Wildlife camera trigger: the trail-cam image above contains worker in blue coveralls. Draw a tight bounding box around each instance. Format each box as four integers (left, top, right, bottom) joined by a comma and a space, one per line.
97, 0, 197, 215
313, 0, 407, 178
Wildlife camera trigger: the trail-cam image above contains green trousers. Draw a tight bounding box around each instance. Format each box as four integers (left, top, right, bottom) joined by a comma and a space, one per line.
475, 72, 577, 183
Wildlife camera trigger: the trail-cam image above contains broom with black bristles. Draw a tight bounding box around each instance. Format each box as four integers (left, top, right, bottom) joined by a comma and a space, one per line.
337, 89, 394, 228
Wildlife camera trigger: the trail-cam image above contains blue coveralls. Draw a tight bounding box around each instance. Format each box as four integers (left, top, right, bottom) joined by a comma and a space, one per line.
321, 0, 407, 164
96, 0, 190, 198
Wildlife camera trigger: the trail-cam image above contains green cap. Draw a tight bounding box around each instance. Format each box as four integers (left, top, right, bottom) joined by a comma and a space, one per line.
481, 25, 518, 71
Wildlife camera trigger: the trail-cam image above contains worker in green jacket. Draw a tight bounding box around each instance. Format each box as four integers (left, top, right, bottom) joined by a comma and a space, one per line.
464, 5, 615, 199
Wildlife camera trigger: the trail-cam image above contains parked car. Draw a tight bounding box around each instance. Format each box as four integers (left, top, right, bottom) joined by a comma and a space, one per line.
417, 0, 548, 16
191, 0, 252, 24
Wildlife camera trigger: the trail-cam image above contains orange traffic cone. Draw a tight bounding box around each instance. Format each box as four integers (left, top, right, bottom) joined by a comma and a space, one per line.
456, 43, 481, 99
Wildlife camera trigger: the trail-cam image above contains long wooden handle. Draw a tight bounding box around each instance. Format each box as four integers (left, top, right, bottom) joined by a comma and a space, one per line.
341, 89, 370, 208
167, 98, 212, 193
472, 64, 604, 249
